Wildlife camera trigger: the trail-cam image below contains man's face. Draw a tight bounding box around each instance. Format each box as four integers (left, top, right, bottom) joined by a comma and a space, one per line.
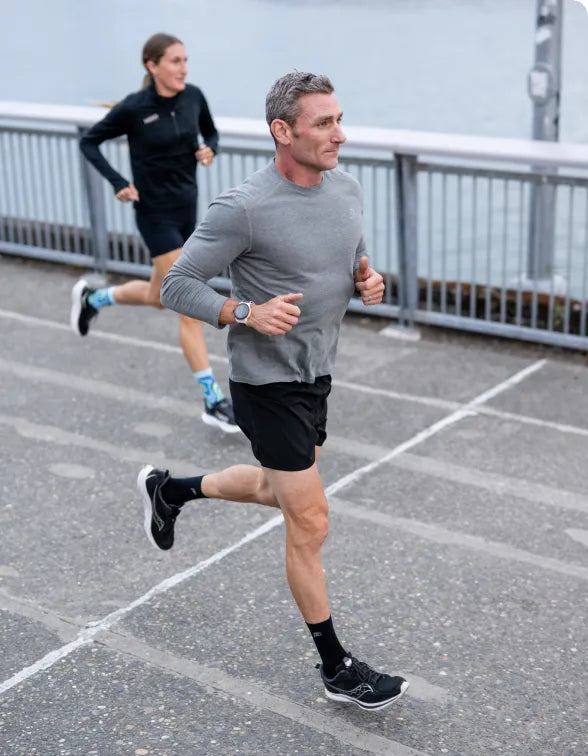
288, 93, 346, 172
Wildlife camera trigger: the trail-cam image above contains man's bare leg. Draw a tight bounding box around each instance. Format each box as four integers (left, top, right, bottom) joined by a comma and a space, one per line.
262, 463, 330, 623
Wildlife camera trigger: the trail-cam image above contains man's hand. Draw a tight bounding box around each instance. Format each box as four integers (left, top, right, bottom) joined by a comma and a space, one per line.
354, 256, 384, 305
115, 183, 139, 202
248, 293, 303, 335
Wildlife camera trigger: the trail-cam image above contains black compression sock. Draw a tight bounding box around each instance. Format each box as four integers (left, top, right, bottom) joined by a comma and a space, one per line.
162, 475, 206, 506
306, 616, 348, 678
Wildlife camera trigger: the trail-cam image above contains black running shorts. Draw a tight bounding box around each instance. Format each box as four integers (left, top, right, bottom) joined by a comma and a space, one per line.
229, 376, 332, 472
135, 203, 197, 258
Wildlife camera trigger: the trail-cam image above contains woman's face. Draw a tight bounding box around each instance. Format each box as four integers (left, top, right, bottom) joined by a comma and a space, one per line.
147, 42, 188, 96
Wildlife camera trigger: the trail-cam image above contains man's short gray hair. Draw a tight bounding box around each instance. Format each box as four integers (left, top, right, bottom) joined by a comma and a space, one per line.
265, 72, 334, 128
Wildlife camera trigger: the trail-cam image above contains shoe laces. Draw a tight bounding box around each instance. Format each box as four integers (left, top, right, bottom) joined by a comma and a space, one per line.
154, 470, 177, 515
344, 657, 384, 685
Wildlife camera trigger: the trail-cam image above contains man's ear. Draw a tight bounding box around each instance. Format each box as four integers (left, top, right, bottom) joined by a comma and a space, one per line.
270, 119, 292, 146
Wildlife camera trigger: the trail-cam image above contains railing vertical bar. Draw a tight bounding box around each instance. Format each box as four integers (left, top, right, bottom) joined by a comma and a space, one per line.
470, 175, 478, 318
385, 163, 392, 305
530, 176, 539, 330
580, 189, 588, 338
32, 134, 46, 248
456, 174, 463, 317
485, 178, 492, 321
21, 133, 38, 247
0, 132, 16, 243
371, 164, 378, 270
56, 137, 72, 252
515, 180, 525, 327
10, 133, 25, 245
500, 179, 508, 324
564, 186, 574, 335
546, 182, 557, 333
36, 135, 51, 250
426, 169, 433, 313
45, 135, 59, 250
0, 132, 6, 242
67, 137, 83, 255
441, 173, 447, 313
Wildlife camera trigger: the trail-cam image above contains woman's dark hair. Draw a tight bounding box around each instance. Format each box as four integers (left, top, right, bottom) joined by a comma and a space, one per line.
141, 33, 183, 88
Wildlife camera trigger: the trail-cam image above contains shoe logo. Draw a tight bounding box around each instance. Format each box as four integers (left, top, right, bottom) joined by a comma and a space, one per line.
349, 683, 374, 698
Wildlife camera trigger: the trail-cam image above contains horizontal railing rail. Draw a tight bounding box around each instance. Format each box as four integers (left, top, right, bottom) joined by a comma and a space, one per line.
1, 101, 588, 349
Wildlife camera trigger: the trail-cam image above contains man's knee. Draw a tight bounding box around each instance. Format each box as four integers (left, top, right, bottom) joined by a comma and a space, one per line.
287, 504, 329, 550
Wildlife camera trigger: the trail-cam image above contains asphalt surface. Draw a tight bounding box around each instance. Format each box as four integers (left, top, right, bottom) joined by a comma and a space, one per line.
0, 255, 587, 756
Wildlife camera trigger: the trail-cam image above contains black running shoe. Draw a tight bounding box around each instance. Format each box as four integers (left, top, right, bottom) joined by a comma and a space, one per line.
318, 656, 409, 711
70, 278, 98, 336
137, 465, 181, 551
201, 397, 241, 434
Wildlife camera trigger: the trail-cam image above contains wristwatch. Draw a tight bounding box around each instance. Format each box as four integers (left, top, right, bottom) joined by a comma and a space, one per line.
233, 300, 253, 324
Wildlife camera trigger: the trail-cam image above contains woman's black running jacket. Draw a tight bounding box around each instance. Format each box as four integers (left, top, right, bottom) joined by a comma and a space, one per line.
80, 80, 219, 211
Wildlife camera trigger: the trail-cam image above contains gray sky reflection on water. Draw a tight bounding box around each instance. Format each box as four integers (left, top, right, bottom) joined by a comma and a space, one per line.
1, 0, 588, 139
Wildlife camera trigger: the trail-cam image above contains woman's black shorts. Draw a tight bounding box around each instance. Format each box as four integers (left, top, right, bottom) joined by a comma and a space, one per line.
135, 203, 197, 258
229, 376, 332, 472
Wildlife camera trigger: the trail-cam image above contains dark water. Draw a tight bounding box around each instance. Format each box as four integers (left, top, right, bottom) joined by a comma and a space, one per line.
3, 0, 588, 141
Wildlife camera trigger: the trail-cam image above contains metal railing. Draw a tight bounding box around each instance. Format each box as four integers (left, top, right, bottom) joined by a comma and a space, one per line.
2, 101, 588, 349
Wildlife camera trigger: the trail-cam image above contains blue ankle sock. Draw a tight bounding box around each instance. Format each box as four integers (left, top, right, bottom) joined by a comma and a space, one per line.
88, 287, 116, 310
194, 368, 225, 408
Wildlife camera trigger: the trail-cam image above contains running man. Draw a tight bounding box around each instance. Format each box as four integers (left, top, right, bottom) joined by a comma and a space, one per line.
138, 72, 409, 710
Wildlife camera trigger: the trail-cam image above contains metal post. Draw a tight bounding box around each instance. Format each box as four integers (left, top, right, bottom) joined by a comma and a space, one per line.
78, 127, 109, 276
527, 0, 563, 282
394, 153, 418, 328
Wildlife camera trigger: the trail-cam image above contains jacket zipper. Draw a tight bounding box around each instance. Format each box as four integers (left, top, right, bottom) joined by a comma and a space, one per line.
170, 111, 180, 136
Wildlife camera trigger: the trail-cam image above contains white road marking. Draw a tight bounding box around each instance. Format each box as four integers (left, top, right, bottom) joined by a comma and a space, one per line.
565, 529, 588, 549
326, 360, 546, 497
0, 358, 545, 698
390, 452, 588, 516
104, 632, 431, 756
329, 497, 588, 582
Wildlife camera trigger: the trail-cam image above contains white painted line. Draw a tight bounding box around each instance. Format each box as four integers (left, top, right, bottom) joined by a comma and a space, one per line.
0, 357, 544, 698
0, 590, 450, 711
0, 592, 78, 642
0, 308, 228, 363
6, 310, 588, 440
391, 453, 588, 515
565, 529, 588, 549
326, 360, 547, 497
330, 497, 588, 582
104, 632, 430, 756
0, 515, 282, 696
333, 377, 459, 411
477, 405, 588, 439
9, 354, 588, 444
0, 413, 205, 477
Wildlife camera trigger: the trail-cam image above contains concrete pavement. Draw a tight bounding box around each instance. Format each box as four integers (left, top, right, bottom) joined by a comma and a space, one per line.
0, 255, 586, 755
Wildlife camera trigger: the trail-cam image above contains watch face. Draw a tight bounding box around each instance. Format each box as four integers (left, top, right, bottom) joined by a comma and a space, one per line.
234, 302, 250, 321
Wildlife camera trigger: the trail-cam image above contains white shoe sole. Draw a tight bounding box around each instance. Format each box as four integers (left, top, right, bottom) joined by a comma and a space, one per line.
324, 679, 409, 711
201, 411, 242, 434
70, 278, 88, 335
137, 464, 160, 551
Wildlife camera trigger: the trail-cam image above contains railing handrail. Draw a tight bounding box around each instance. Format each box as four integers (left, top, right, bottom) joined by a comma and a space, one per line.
3, 99, 588, 171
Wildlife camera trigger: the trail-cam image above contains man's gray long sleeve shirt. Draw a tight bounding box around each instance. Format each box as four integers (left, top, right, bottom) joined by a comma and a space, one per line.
161, 161, 366, 385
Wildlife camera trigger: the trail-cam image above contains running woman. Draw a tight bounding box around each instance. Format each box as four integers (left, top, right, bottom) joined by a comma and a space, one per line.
73, 32, 238, 433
